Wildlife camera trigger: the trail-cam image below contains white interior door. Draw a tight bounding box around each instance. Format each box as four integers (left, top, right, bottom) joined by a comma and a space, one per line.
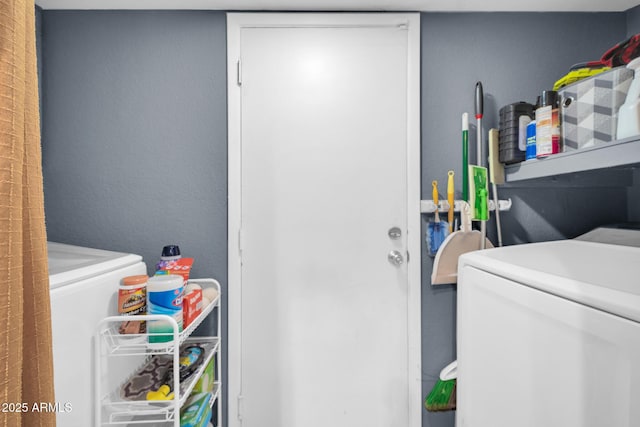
228, 13, 421, 427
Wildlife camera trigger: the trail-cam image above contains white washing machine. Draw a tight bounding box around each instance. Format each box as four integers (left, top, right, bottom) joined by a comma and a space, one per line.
48, 242, 147, 427
456, 227, 640, 427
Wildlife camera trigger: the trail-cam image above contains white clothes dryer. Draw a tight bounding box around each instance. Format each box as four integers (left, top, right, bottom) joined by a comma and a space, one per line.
48, 242, 146, 427
456, 229, 640, 427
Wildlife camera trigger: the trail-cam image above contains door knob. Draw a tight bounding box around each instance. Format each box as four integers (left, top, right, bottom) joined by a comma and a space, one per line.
388, 250, 404, 266
388, 227, 402, 240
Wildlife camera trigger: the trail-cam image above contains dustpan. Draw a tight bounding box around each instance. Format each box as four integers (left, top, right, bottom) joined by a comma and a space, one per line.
431, 201, 493, 285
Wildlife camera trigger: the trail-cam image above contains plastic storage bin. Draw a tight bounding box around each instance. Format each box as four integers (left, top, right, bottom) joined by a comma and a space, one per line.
560, 66, 634, 151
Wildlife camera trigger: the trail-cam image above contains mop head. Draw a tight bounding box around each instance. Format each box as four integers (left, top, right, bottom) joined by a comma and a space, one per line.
424, 379, 457, 412
469, 165, 489, 221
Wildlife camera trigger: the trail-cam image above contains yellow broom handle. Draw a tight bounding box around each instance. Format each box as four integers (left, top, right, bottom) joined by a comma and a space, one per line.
432, 180, 439, 209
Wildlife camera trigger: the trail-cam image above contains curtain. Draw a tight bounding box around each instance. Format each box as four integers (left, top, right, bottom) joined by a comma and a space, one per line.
0, 1, 55, 426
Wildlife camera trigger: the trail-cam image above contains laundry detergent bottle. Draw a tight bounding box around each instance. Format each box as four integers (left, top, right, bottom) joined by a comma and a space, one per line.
617, 57, 640, 140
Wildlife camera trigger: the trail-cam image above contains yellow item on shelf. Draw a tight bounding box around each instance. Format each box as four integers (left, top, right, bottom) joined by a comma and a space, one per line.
553, 66, 610, 90
146, 384, 174, 401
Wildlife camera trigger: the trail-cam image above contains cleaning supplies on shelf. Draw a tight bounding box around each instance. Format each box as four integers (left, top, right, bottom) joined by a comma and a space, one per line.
118, 274, 148, 334
525, 120, 537, 160
180, 392, 213, 427
155, 244, 194, 286
156, 244, 182, 271
498, 102, 535, 164
192, 357, 215, 394
147, 274, 185, 343
426, 180, 449, 257
146, 344, 206, 400
535, 90, 561, 157
183, 285, 203, 329
116, 337, 219, 401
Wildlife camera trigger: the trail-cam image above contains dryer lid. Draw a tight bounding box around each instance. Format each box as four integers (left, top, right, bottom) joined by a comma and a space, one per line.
459, 239, 640, 323
575, 223, 640, 248
48, 242, 143, 289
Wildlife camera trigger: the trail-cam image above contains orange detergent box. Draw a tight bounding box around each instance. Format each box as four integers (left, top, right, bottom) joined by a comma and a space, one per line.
183, 288, 203, 328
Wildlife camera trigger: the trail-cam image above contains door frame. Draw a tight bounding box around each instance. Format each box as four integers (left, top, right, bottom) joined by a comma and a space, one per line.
227, 13, 421, 427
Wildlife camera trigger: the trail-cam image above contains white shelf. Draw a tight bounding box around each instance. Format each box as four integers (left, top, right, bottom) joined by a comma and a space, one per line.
97, 286, 219, 356
95, 278, 222, 427
504, 136, 640, 183
100, 338, 219, 425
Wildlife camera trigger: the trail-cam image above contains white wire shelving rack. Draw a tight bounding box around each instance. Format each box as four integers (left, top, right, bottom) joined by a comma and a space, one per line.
94, 278, 222, 427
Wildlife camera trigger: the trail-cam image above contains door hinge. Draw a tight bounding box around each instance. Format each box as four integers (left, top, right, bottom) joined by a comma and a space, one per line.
238, 229, 243, 256
237, 59, 242, 86
237, 394, 244, 421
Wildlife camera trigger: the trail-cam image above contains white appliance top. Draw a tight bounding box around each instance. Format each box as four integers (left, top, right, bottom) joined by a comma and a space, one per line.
575, 224, 640, 247
48, 242, 143, 290
459, 239, 640, 323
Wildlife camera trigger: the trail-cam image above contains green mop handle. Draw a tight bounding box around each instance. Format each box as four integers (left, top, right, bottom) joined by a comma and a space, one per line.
462, 112, 469, 202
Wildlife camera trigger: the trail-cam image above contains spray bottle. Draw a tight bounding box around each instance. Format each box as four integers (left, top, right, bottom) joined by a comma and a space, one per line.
616, 57, 640, 140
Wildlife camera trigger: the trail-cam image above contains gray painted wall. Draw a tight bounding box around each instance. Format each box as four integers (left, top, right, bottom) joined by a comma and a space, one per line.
41, 11, 227, 282
40, 10, 228, 423
39, 10, 636, 427
627, 4, 640, 34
